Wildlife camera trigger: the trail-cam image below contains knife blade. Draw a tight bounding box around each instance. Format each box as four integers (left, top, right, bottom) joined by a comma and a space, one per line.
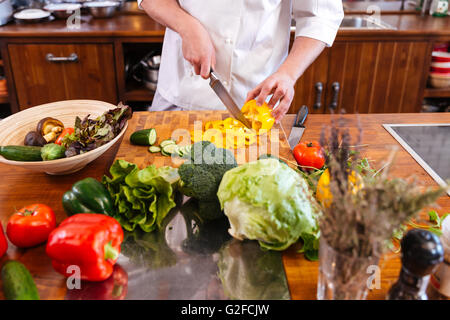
209, 70, 252, 129
287, 105, 308, 150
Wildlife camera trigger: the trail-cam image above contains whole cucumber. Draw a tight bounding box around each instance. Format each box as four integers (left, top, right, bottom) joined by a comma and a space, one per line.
1, 260, 40, 300
130, 128, 157, 146
0, 146, 42, 162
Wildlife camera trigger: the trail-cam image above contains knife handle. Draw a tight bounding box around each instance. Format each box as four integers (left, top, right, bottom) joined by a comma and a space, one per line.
294, 105, 308, 127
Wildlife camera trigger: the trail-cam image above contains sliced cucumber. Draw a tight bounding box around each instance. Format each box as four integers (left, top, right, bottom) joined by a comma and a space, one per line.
177, 145, 191, 158
161, 143, 179, 156
130, 128, 157, 146
161, 148, 171, 157
160, 139, 176, 148
149, 146, 161, 153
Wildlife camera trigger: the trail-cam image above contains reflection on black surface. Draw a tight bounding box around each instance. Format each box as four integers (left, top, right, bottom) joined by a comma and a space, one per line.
392, 125, 450, 181
121, 210, 177, 270
180, 198, 231, 255
66, 264, 129, 300
113, 196, 290, 300
217, 239, 290, 300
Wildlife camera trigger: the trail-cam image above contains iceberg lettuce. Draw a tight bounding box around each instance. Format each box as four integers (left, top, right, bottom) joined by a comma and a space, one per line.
217, 159, 321, 258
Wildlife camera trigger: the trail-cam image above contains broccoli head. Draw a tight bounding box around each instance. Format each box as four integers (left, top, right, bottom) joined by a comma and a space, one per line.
179, 141, 238, 203
178, 164, 218, 201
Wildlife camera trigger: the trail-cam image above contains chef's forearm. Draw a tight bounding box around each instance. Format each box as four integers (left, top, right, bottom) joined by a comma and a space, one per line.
140, 0, 198, 37
277, 36, 326, 82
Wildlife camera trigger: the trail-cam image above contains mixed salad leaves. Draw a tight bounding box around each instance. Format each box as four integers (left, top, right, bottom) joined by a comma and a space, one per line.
63, 103, 132, 158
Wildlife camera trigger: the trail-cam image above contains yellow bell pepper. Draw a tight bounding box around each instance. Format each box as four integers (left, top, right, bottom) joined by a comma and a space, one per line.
241, 100, 275, 134
191, 100, 275, 150
316, 169, 363, 208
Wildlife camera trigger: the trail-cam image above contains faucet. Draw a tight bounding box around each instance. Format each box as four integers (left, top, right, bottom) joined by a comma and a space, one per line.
421, 0, 430, 16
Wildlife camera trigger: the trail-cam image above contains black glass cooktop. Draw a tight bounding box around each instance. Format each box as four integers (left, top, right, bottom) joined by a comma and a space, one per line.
383, 124, 450, 196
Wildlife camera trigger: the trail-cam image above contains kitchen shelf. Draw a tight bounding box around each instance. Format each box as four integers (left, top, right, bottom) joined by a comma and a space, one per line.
123, 77, 155, 102
123, 87, 154, 102
423, 87, 450, 98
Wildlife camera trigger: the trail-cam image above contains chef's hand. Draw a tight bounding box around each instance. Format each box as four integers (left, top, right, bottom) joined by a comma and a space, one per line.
246, 71, 295, 122
246, 37, 326, 122
180, 20, 216, 80
140, 0, 215, 79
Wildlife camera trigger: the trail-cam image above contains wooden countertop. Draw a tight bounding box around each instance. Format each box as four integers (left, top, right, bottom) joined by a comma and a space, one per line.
0, 3, 449, 40
0, 111, 449, 300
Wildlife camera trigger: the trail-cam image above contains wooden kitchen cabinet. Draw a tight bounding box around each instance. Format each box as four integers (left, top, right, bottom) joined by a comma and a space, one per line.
290, 40, 432, 114
8, 43, 118, 110
290, 48, 330, 114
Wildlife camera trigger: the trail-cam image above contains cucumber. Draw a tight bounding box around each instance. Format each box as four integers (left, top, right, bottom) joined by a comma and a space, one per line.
1, 261, 40, 300
0, 146, 42, 162
177, 145, 191, 158
160, 139, 176, 148
130, 128, 157, 146
149, 146, 161, 153
161, 144, 179, 156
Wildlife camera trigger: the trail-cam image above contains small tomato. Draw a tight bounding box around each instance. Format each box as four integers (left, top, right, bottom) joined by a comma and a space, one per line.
292, 141, 325, 170
7, 204, 56, 248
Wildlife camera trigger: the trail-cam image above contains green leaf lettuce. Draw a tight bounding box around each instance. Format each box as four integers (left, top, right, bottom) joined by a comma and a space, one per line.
102, 159, 179, 232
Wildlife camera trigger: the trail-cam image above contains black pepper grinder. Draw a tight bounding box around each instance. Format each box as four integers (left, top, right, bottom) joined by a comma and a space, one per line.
387, 229, 444, 300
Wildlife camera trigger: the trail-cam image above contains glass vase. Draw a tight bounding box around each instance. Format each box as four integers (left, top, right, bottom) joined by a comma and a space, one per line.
317, 238, 380, 300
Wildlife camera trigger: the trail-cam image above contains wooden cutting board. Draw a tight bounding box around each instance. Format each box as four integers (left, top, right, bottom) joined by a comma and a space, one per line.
114, 111, 295, 168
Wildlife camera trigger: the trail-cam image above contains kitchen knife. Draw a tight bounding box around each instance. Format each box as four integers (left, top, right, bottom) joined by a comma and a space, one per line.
209, 70, 252, 129
287, 105, 308, 150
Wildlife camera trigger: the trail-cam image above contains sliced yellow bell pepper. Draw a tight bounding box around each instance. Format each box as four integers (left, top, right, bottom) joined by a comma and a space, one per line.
191, 100, 275, 150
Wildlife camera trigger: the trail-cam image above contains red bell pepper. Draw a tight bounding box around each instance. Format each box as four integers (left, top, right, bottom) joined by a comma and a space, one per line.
7, 204, 56, 248
46, 214, 124, 282
55, 127, 74, 145
65, 264, 128, 300
0, 221, 7, 258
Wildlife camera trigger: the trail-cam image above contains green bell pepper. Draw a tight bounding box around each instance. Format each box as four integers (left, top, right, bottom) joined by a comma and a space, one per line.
62, 177, 115, 217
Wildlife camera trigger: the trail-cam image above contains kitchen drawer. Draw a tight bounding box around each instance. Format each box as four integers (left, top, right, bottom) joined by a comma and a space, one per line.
8, 43, 118, 110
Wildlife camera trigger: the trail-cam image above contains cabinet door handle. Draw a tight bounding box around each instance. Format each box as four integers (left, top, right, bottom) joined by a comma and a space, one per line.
46, 53, 78, 63
328, 82, 340, 111
313, 82, 323, 110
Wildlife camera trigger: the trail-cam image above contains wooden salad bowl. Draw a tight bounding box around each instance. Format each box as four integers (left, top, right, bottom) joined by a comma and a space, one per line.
0, 100, 128, 175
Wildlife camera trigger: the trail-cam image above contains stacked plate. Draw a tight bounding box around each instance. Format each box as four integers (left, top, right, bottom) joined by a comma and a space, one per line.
13, 9, 54, 23
429, 48, 450, 89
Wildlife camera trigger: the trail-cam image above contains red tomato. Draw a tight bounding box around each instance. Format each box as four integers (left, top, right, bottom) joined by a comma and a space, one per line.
293, 141, 325, 170
7, 204, 56, 248
0, 221, 7, 258
55, 128, 74, 145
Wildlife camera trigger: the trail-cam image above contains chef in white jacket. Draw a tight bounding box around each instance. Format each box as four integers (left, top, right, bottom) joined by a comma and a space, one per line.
139, 0, 343, 121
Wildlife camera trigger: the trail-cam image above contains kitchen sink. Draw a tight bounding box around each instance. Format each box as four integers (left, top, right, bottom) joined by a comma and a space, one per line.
290, 15, 396, 31
340, 15, 396, 30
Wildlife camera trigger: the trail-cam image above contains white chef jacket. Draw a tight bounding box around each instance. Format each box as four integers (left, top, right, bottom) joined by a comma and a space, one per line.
138, 0, 343, 110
